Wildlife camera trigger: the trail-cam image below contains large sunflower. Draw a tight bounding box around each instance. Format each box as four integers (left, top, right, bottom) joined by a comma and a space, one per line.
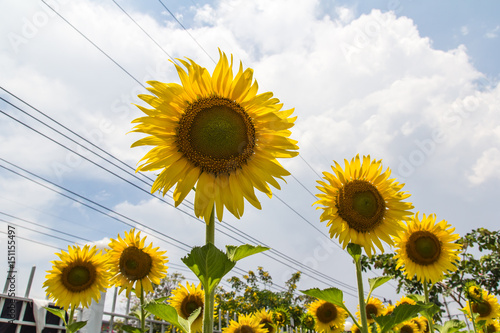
44, 244, 110, 310
131, 51, 299, 222
170, 282, 204, 333
254, 308, 276, 333
394, 213, 461, 283
463, 291, 500, 325
308, 299, 347, 333
107, 229, 168, 296
356, 297, 386, 324
314, 155, 414, 256
223, 314, 267, 333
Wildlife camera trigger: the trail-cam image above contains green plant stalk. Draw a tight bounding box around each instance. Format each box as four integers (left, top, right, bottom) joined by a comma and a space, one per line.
423, 280, 435, 333
467, 299, 478, 333
67, 305, 75, 332
140, 280, 146, 332
355, 258, 369, 333
203, 206, 216, 333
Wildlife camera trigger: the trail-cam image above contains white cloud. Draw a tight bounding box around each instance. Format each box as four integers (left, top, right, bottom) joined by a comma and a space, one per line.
468, 148, 500, 184
484, 25, 500, 39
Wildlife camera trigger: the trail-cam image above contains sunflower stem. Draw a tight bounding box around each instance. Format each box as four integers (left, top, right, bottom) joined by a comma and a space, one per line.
355, 257, 369, 333
467, 299, 478, 333
140, 280, 146, 332
423, 280, 435, 333
67, 305, 75, 331
203, 205, 216, 333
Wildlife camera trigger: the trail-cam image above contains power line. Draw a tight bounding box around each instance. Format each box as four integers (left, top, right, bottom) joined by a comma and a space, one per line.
156, 0, 216, 64
110, 0, 180, 66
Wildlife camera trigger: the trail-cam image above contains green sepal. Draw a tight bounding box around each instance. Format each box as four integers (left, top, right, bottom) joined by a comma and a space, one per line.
300, 287, 344, 308
347, 243, 362, 262
373, 303, 433, 333
226, 244, 269, 262
181, 243, 235, 295
144, 302, 201, 333
67, 321, 88, 333
434, 319, 467, 333
45, 307, 67, 325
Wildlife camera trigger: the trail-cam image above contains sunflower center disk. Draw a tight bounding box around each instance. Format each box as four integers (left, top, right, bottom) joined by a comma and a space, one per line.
365, 304, 378, 319
473, 301, 492, 317
337, 180, 386, 233
406, 231, 441, 265
317, 303, 337, 323
62, 264, 96, 292
178, 96, 255, 175
180, 295, 203, 318
119, 246, 152, 281
401, 325, 415, 333
236, 325, 255, 333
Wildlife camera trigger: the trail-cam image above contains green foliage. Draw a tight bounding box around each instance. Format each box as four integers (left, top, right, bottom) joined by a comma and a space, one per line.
373, 303, 434, 333
216, 267, 313, 329
144, 302, 201, 333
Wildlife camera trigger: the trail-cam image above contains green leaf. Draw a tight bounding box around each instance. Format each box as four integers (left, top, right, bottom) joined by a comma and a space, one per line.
374, 303, 433, 333
122, 325, 144, 333
300, 287, 344, 307
368, 276, 393, 293
145, 301, 201, 333
434, 319, 466, 333
347, 243, 362, 262
182, 243, 236, 294
226, 244, 270, 262
45, 307, 67, 324
67, 321, 88, 333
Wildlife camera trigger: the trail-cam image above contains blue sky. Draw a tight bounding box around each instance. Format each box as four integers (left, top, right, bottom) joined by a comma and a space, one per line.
1, 0, 499, 321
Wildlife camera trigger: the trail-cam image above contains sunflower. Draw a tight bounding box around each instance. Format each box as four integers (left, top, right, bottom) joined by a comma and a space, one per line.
301, 313, 316, 331
356, 297, 386, 324
385, 304, 395, 316
464, 282, 484, 303
272, 306, 290, 328
44, 244, 110, 310
394, 213, 461, 283
463, 291, 500, 325
131, 51, 299, 222
314, 155, 413, 256
254, 308, 276, 333
107, 229, 168, 296
308, 299, 347, 333
410, 318, 423, 333
483, 320, 500, 333
170, 282, 204, 333
397, 320, 420, 333
223, 314, 267, 333
416, 316, 430, 333
395, 296, 416, 307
